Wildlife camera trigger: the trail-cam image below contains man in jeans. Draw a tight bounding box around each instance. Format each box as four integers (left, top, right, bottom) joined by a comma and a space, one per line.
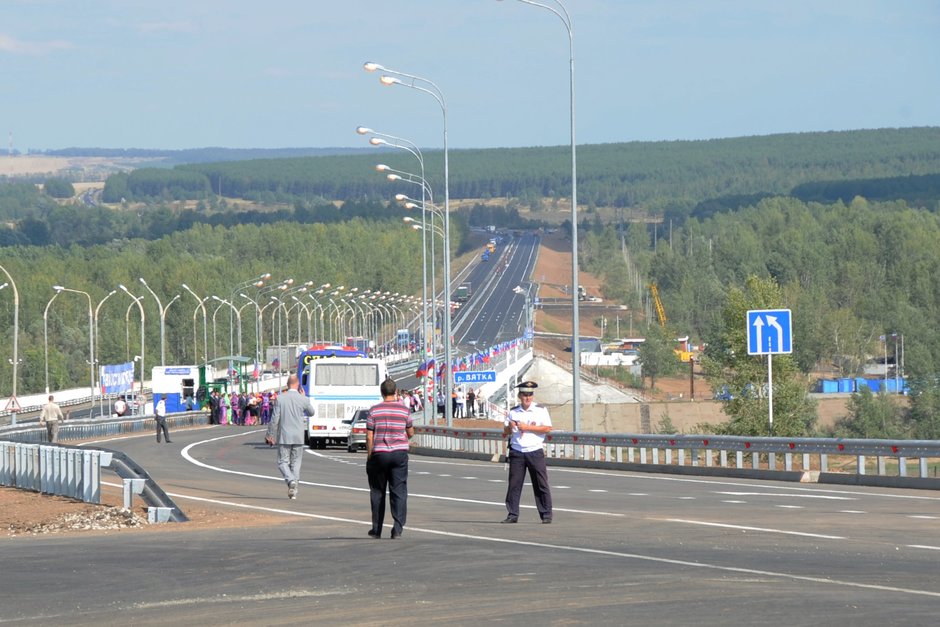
265, 374, 315, 499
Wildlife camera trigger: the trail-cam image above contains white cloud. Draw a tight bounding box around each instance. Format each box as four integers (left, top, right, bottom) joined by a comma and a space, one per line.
0, 33, 71, 55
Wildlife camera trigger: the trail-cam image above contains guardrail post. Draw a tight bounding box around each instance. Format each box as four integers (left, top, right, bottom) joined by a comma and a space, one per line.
705, 450, 713, 467
752, 453, 760, 470
665, 449, 673, 465
123, 477, 147, 509
785, 453, 793, 472
802, 453, 810, 471
877, 456, 886, 475
820, 454, 828, 472
690, 448, 699, 467
899, 457, 907, 477
768, 453, 776, 470
736, 451, 743, 469
640, 448, 647, 464
857, 455, 866, 475
720, 450, 728, 467
652, 448, 659, 465
678, 449, 685, 466
920, 457, 928, 479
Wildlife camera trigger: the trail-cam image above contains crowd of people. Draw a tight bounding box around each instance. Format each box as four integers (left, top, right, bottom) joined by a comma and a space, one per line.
434, 386, 485, 419
205, 389, 277, 426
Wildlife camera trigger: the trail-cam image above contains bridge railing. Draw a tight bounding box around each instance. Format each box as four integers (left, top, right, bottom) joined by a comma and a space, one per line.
412, 426, 940, 489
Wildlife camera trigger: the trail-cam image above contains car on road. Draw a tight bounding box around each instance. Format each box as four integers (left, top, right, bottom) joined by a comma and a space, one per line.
346, 409, 369, 453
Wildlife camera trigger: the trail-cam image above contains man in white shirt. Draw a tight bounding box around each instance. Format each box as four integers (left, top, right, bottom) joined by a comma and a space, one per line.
39, 395, 65, 443
501, 381, 553, 524
154, 394, 171, 444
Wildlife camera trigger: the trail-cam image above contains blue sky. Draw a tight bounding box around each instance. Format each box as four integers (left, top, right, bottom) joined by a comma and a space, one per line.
2, 0, 938, 151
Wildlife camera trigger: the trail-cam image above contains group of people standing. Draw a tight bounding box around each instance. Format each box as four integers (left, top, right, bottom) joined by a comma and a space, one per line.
207, 390, 275, 426
434, 386, 484, 419
264, 376, 553, 539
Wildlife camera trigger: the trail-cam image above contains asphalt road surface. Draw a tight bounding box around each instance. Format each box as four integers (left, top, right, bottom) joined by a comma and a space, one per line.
3, 424, 940, 625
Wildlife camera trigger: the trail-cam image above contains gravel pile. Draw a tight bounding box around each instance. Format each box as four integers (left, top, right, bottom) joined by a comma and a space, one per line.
6, 507, 150, 536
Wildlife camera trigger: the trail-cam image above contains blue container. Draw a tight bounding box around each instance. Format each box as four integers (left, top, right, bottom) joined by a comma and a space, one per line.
838, 378, 854, 393
862, 379, 881, 392
819, 379, 839, 393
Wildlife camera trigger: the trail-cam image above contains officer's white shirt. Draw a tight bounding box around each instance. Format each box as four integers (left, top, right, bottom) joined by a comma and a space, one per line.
505, 402, 552, 452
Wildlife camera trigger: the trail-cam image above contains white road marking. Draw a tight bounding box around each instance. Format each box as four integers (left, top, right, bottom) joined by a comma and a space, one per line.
175, 430, 623, 518
98, 480, 940, 601
776, 505, 803, 509
589, 489, 607, 493
722, 500, 746, 504
907, 544, 940, 551
716, 491, 854, 501
907, 515, 938, 520
665, 518, 846, 540
677, 496, 696, 500
839, 510, 867, 514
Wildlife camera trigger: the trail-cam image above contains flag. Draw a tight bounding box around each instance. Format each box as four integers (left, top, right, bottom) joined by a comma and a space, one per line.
252, 361, 260, 380
272, 357, 281, 369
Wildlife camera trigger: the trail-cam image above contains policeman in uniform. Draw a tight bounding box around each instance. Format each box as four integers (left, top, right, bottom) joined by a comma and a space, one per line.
501, 381, 554, 524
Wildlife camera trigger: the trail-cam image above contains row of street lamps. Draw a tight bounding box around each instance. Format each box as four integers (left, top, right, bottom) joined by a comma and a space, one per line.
1, 268, 419, 422
358, 0, 581, 429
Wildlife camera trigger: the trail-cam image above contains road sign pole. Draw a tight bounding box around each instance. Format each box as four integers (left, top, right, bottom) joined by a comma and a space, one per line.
767, 353, 773, 434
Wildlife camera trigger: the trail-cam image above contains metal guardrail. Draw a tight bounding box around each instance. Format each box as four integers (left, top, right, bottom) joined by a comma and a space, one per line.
1, 412, 205, 519
413, 427, 940, 489
1, 442, 112, 504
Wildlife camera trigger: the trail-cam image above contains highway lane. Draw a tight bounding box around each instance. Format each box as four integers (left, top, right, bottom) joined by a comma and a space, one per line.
3, 425, 939, 624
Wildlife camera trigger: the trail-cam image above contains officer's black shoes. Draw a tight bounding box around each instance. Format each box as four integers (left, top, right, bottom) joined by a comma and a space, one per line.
501, 516, 518, 524
541, 518, 552, 524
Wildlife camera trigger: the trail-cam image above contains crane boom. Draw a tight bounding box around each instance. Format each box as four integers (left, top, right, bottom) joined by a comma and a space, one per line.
649, 283, 667, 327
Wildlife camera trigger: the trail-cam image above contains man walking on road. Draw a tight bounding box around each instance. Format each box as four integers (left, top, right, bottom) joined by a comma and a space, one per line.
366, 377, 414, 539
265, 374, 315, 499
501, 381, 554, 524
155, 394, 172, 443
39, 395, 65, 443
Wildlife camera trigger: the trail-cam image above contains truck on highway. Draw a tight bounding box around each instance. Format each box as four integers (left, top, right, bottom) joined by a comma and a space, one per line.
455, 282, 472, 302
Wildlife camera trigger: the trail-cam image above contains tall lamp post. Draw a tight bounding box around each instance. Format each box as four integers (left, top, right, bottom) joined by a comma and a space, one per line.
181, 283, 209, 364
139, 278, 179, 366
43, 290, 60, 394
53, 285, 95, 404
119, 285, 145, 399
497, 0, 580, 430
0, 264, 20, 425
94, 289, 118, 371
364, 61, 455, 427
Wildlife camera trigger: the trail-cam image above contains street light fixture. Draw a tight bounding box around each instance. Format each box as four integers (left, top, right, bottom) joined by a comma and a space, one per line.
181, 283, 209, 364
43, 290, 60, 394
118, 285, 145, 399
0, 264, 20, 424
139, 278, 179, 366
497, 0, 581, 430
364, 61, 454, 427
53, 285, 95, 404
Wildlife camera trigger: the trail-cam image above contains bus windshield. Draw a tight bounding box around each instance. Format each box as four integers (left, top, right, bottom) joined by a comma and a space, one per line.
314, 363, 380, 387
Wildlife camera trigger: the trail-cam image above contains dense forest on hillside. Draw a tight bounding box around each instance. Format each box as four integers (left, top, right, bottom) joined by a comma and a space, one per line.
582, 195, 940, 379
102, 127, 940, 210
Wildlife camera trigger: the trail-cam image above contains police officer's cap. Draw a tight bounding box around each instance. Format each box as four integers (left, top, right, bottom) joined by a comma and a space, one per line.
515, 381, 538, 393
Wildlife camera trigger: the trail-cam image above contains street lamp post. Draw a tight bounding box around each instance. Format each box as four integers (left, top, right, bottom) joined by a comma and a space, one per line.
0, 264, 20, 425
43, 291, 60, 394
181, 283, 209, 364
211, 296, 242, 356
139, 278, 180, 366
118, 285, 145, 400
94, 289, 117, 370
364, 61, 455, 427
498, 0, 581, 430
53, 285, 95, 404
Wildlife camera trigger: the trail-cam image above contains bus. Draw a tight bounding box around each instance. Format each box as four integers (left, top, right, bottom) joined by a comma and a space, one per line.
297, 346, 388, 449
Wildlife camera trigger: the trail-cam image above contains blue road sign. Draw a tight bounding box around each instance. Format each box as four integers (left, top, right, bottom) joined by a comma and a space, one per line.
454, 370, 496, 384
747, 309, 793, 355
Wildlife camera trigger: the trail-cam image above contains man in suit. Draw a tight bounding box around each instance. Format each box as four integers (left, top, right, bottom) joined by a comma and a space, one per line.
265, 374, 315, 499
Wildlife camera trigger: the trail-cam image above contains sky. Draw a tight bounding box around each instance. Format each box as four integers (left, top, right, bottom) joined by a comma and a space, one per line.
2, 0, 939, 151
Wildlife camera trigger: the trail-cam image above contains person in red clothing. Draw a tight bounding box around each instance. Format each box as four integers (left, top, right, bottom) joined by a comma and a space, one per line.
366, 377, 414, 539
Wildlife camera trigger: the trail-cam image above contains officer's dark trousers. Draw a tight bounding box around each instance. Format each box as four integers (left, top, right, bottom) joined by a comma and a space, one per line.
367, 450, 409, 535
155, 416, 170, 443
505, 448, 552, 520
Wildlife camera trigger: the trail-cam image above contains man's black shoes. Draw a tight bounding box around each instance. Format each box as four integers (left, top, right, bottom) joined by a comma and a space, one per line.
368, 530, 381, 539
500, 516, 518, 524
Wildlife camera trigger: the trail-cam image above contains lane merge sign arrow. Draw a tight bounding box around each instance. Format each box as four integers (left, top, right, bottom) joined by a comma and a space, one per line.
747, 309, 793, 355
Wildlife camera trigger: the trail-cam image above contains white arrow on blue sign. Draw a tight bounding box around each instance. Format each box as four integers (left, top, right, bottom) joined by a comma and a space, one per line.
746, 309, 793, 355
